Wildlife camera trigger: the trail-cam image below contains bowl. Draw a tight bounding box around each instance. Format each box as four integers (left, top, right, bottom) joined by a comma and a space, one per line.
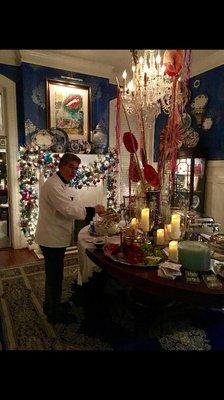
94, 239, 106, 249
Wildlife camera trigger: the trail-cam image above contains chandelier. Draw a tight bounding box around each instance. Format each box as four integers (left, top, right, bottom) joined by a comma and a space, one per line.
120, 50, 173, 117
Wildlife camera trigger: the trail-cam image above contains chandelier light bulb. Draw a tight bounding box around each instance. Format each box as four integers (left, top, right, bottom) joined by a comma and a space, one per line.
156, 53, 161, 65
122, 70, 127, 80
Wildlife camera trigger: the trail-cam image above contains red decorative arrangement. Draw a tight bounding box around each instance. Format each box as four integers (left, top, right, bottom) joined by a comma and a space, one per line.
158, 50, 192, 202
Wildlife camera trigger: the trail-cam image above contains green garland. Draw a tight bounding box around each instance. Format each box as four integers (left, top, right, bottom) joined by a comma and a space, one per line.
18, 145, 119, 244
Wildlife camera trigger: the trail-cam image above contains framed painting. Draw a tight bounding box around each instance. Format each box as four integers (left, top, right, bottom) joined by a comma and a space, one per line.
46, 79, 91, 142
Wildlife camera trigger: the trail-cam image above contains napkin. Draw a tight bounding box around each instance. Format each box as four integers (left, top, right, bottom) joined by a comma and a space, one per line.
158, 261, 182, 280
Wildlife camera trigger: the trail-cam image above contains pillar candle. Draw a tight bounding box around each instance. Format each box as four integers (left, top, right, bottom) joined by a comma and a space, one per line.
164, 224, 171, 243
169, 240, 178, 262
140, 208, 150, 232
130, 218, 138, 229
178, 240, 211, 271
171, 214, 181, 240
157, 229, 165, 245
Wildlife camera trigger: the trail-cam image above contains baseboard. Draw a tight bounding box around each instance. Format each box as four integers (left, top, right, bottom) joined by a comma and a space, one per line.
33, 245, 78, 260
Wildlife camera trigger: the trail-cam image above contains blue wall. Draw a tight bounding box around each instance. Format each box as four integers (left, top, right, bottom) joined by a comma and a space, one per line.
0, 62, 117, 149
21, 62, 117, 151
154, 64, 224, 161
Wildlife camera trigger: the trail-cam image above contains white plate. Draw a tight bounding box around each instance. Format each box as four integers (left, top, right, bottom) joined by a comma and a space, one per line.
191, 94, 208, 110
31, 129, 54, 150
85, 238, 94, 243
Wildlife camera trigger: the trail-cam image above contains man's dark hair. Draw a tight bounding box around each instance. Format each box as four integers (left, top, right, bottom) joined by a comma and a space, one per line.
59, 153, 81, 167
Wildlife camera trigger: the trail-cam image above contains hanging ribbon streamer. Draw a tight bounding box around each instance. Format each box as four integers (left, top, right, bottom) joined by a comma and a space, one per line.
128, 154, 133, 201
158, 50, 186, 201
136, 107, 147, 166
115, 88, 122, 156
180, 49, 192, 114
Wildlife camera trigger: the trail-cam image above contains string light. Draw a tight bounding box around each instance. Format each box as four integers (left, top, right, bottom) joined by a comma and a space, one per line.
18, 146, 119, 244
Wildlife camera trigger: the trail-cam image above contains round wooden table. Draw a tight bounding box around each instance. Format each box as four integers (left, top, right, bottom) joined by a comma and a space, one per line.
86, 248, 224, 308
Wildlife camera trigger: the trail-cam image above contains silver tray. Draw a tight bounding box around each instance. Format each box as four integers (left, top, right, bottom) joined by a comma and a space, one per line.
104, 246, 163, 268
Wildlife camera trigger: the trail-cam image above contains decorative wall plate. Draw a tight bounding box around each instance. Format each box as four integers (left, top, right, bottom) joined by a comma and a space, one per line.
68, 139, 86, 154
193, 79, 200, 89
191, 94, 208, 111
50, 128, 68, 153
182, 128, 199, 148
31, 129, 54, 150
202, 117, 213, 131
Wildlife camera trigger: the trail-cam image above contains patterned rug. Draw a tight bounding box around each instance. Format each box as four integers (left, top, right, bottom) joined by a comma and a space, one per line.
1, 257, 224, 351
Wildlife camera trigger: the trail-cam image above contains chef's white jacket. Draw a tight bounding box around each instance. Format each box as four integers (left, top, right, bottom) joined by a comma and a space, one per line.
35, 173, 87, 247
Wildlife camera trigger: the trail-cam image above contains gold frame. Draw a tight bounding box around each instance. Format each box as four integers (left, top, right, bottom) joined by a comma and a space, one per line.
46, 79, 91, 142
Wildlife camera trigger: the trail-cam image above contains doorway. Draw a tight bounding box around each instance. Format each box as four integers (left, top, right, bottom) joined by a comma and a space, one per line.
0, 88, 10, 248
0, 138, 10, 248
0, 75, 25, 250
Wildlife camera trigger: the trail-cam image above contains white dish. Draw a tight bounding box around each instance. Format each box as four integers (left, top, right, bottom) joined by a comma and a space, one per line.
85, 238, 94, 243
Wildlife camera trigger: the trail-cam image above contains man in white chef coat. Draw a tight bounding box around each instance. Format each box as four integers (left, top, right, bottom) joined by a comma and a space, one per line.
35, 153, 105, 323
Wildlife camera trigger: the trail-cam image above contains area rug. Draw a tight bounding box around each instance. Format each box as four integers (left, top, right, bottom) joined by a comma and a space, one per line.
1, 257, 224, 351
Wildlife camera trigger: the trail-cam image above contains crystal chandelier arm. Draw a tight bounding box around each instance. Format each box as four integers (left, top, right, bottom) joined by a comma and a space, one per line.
130, 50, 138, 66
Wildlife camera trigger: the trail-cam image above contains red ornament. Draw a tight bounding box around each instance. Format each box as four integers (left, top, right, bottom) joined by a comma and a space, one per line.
129, 155, 140, 182
123, 132, 138, 153
163, 50, 184, 77
144, 164, 159, 187
150, 175, 159, 188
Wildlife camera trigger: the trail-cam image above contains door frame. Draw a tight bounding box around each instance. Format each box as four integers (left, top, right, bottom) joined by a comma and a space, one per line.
0, 74, 26, 249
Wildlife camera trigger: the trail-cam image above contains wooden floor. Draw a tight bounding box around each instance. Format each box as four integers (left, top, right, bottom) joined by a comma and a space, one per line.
0, 247, 37, 268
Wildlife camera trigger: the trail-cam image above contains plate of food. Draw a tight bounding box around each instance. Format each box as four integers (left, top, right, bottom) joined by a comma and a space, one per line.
103, 242, 165, 268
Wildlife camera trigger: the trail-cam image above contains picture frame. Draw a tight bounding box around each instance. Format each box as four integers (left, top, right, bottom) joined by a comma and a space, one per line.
0, 136, 6, 150
46, 79, 91, 143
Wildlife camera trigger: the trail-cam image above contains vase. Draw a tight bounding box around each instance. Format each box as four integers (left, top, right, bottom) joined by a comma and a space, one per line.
92, 123, 107, 154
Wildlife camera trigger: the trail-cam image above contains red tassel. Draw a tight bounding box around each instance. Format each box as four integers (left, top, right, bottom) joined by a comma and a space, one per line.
129, 154, 141, 182
115, 89, 122, 155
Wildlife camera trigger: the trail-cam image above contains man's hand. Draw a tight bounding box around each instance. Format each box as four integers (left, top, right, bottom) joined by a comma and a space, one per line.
95, 204, 106, 216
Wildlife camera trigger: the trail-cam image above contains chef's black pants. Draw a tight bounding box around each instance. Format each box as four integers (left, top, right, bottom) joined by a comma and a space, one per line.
40, 245, 66, 316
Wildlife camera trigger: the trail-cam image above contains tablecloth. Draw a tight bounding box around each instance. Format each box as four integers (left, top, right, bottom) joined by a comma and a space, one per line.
77, 225, 120, 285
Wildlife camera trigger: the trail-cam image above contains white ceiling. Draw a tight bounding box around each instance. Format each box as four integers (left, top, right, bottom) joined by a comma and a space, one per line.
0, 49, 224, 82
31, 49, 224, 80
47, 49, 217, 70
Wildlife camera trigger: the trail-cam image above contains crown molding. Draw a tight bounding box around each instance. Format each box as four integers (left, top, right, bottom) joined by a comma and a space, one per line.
190, 50, 224, 77
2, 49, 224, 83
19, 50, 116, 82
0, 50, 20, 66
